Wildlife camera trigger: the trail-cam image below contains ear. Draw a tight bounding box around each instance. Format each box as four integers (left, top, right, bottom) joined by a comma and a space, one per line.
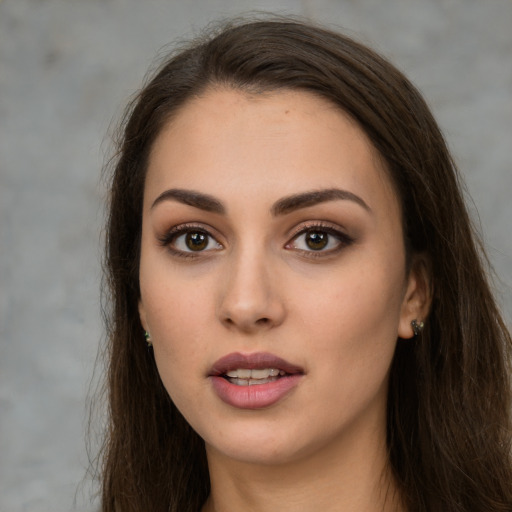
398, 253, 433, 339
138, 299, 149, 333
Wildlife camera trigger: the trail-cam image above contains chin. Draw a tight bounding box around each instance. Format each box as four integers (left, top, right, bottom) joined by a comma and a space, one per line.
200, 415, 338, 468
206, 435, 305, 466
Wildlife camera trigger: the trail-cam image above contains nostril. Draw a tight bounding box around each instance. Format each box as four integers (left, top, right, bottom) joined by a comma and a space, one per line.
221, 314, 273, 331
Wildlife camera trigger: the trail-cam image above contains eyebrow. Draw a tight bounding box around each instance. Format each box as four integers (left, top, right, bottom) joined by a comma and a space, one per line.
151, 188, 225, 214
151, 187, 370, 216
271, 188, 371, 216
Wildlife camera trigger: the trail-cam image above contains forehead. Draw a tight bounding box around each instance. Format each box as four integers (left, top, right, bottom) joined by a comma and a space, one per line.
145, 87, 399, 219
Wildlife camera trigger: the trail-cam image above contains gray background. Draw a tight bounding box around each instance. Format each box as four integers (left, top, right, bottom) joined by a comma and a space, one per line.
1, 0, 511, 510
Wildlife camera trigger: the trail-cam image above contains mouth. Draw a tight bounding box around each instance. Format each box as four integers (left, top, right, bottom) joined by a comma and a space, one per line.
209, 352, 304, 409
210, 351, 304, 383
223, 367, 287, 386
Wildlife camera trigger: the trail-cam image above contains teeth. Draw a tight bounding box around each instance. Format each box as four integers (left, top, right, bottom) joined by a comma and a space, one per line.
236, 369, 252, 379
224, 368, 289, 385
225, 368, 283, 379
230, 377, 279, 386
251, 368, 274, 379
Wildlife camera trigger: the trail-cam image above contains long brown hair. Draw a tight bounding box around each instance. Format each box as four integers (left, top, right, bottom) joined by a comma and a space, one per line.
98, 17, 512, 511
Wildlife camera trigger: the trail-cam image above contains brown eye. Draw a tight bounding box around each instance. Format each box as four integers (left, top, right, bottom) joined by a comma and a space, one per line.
163, 228, 222, 255
287, 225, 353, 255
185, 232, 208, 251
305, 230, 328, 250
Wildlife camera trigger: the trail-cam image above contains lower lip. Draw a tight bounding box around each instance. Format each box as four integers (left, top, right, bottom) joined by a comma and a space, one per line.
210, 374, 302, 409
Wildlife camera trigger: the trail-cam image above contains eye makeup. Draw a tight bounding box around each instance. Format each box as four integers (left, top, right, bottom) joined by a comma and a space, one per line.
157, 222, 223, 259
285, 221, 355, 259
156, 218, 355, 261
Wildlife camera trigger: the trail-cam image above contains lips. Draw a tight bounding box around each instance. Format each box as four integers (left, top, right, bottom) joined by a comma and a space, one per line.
209, 352, 304, 409
210, 352, 304, 376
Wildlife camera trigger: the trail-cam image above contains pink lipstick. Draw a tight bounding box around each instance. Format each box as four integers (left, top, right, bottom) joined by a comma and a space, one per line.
209, 352, 304, 409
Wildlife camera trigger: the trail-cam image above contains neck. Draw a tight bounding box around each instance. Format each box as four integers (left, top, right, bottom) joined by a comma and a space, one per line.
202, 418, 404, 512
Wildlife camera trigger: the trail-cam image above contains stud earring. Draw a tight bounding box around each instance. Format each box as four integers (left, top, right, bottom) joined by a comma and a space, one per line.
411, 319, 424, 337
144, 331, 153, 348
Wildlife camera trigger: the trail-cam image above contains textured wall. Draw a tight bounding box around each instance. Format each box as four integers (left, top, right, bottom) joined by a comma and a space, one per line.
1, 0, 511, 510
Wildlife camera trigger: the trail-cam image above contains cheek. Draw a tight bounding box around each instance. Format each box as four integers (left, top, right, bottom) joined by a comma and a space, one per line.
292, 255, 405, 372
140, 247, 213, 334
144, 285, 210, 347
294, 274, 402, 434
150, 306, 210, 410
139, 269, 214, 390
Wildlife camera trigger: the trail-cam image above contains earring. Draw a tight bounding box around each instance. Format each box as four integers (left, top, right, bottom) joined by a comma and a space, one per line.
411, 319, 424, 337
144, 331, 153, 348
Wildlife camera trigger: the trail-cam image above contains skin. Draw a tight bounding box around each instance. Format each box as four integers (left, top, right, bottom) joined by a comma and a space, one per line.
138, 88, 431, 512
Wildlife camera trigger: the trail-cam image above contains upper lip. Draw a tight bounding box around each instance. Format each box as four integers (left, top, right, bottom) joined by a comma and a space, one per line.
210, 352, 304, 376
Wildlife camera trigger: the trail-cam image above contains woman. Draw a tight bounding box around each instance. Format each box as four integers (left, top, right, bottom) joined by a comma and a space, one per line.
99, 18, 512, 511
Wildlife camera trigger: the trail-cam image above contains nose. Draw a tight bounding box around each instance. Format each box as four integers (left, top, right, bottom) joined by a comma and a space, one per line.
217, 248, 286, 333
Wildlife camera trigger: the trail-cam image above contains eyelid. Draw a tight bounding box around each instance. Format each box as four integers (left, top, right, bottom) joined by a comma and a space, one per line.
285, 221, 354, 254
289, 220, 351, 240
157, 222, 223, 256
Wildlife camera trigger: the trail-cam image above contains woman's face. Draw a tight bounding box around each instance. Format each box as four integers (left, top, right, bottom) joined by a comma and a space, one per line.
139, 88, 423, 466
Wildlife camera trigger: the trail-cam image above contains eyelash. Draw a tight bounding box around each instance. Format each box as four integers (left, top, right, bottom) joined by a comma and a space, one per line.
157, 223, 223, 259
286, 222, 354, 258
158, 222, 354, 259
